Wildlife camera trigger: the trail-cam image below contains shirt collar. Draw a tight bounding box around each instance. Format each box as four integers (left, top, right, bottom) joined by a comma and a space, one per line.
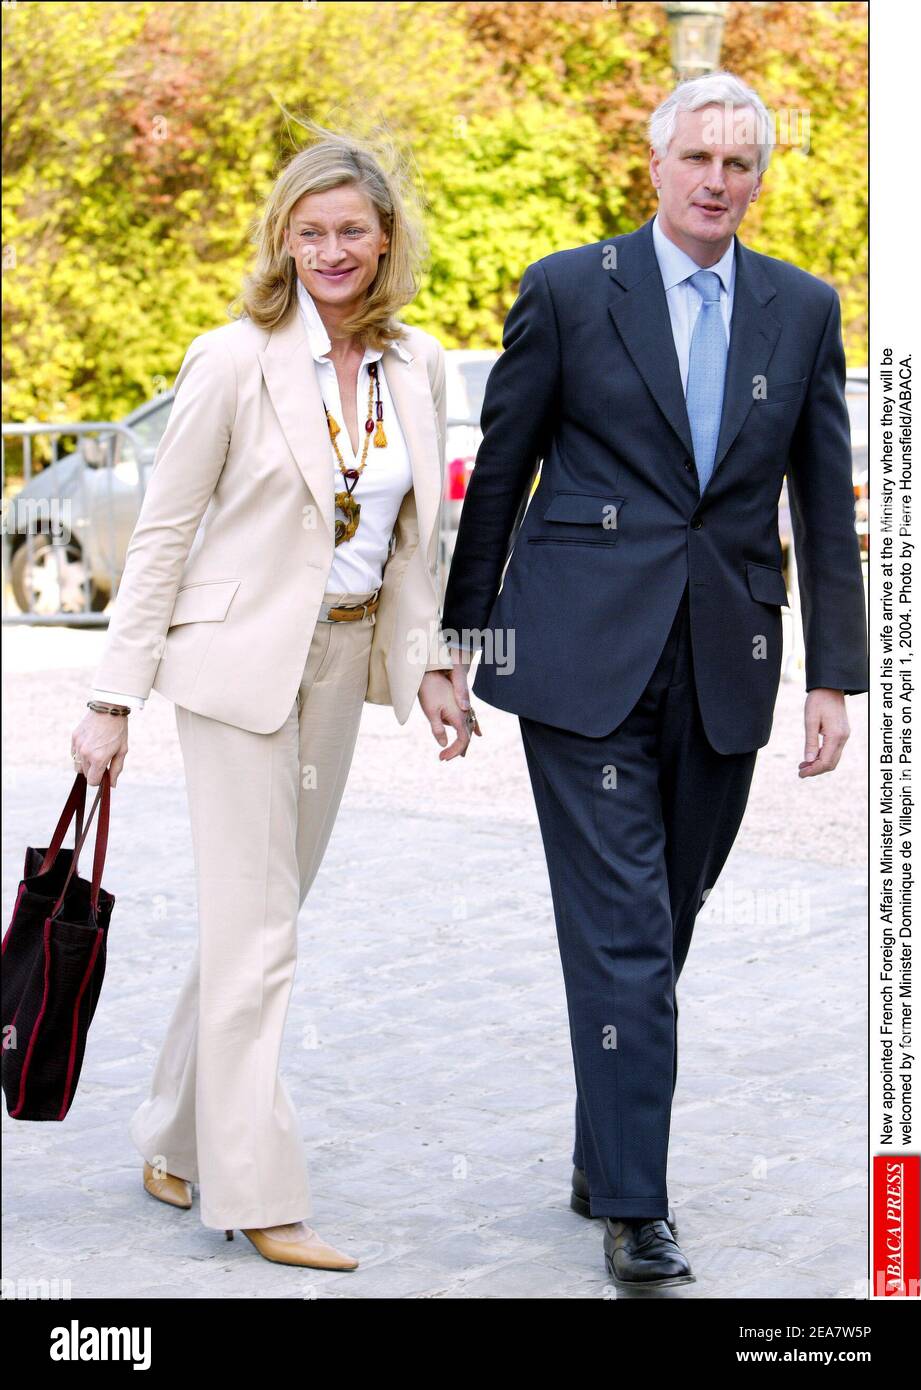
651, 212, 735, 297
296, 278, 413, 363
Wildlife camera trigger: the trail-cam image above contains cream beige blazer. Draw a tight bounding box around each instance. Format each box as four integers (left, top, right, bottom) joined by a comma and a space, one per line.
91, 306, 453, 734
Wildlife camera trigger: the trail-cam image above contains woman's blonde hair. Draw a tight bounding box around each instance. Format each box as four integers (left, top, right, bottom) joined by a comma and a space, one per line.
234, 119, 427, 349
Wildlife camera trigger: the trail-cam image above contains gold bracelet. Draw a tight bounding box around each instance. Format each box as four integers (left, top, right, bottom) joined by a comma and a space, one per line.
87, 700, 131, 716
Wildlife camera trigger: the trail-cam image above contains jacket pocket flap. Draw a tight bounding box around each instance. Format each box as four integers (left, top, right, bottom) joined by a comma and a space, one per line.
168, 578, 241, 627
543, 493, 625, 526
756, 377, 807, 404
746, 562, 789, 606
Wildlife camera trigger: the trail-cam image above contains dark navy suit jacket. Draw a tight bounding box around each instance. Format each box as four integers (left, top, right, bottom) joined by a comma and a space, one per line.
440, 217, 869, 754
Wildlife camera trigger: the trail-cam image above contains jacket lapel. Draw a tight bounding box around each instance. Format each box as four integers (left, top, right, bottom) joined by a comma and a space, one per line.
258, 304, 335, 541
608, 219, 694, 465
711, 238, 781, 474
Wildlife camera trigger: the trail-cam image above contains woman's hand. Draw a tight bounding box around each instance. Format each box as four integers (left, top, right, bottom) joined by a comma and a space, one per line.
417, 671, 476, 761
71, 710, 130, 787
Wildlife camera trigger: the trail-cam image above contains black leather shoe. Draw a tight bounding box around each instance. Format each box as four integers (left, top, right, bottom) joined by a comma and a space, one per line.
571, 1167, 678, 1237
603, 1217, 695, 1289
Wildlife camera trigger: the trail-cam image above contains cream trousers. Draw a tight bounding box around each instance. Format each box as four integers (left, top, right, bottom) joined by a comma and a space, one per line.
128, 591, 377, 1229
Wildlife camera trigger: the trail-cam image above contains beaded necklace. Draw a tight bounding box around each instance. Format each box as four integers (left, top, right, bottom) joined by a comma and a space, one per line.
325, 360, 387, 546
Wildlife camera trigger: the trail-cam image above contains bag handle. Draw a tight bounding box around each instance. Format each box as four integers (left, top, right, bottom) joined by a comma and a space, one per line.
39, 771, 88, 875
50, 769, 111, 919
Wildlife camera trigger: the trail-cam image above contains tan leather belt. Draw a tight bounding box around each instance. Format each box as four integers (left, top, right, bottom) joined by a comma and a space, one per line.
318, 592, 380, 623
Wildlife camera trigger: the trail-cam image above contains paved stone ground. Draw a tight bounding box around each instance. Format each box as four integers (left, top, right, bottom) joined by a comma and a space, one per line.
2, 624, 868, 1300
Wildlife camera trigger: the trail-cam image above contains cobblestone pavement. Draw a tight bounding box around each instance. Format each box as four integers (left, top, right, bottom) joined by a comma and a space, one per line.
2, 625, 868, 1300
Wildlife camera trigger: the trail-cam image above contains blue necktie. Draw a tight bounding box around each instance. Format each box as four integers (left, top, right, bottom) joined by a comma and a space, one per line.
685, 269, 727, 494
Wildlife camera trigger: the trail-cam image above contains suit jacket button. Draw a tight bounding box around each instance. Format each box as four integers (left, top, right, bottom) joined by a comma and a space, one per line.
684, 459, 693, 471
691, 517, 703, 529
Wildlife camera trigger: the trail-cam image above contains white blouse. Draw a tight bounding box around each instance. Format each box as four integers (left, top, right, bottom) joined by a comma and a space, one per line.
90, 283, 416, 710
296, 278, 414, 595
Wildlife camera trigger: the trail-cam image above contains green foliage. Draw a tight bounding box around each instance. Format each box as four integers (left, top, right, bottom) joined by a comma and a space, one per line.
410, 102, 609, 348
2, 0, 868, 439
735, 2, 868, 354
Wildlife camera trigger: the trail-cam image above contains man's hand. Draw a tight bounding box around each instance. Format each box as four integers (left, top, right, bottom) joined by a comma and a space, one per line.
449, 648, 474, 717
417, 671, 473, 761
799, 688, 849, 777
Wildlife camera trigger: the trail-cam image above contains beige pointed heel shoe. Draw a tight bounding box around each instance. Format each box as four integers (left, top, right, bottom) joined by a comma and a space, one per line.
143, 1160, 193, 1209
224, 1223, 359, 1271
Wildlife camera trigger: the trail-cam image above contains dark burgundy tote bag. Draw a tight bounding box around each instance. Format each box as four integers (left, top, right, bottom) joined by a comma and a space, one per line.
2, 768, 114, 1121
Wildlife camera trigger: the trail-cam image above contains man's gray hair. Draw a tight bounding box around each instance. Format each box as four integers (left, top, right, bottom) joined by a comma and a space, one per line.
648, 71, 774, 175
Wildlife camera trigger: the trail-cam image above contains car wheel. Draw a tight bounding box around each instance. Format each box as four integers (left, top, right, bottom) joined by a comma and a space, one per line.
10, 534, 109, 616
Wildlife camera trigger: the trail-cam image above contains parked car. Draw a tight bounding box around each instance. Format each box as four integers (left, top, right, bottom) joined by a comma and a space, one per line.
440, 349, 499, 574
5, 394, 172, 615
776, 369, 868, 582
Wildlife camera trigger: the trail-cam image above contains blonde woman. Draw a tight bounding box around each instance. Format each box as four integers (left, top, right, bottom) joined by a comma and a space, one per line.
70, 129, 475, 1270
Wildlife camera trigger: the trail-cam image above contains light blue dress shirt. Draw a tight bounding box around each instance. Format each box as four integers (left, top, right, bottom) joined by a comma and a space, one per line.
650, 212, 735, 393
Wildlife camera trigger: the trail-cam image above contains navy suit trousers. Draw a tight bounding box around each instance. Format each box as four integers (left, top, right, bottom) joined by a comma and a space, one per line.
519, 583, 758, 1218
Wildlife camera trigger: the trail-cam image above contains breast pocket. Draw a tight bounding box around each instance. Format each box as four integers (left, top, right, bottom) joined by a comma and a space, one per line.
167, 578, 241, 627
754, 377, 807, 406
528, 493, 625, 547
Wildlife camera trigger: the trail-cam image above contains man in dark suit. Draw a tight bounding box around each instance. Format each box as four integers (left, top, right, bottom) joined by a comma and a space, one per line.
441, 72, 868, 1290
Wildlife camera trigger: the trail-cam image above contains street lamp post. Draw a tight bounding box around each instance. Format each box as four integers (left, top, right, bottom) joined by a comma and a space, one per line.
661, 2, 730, 79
